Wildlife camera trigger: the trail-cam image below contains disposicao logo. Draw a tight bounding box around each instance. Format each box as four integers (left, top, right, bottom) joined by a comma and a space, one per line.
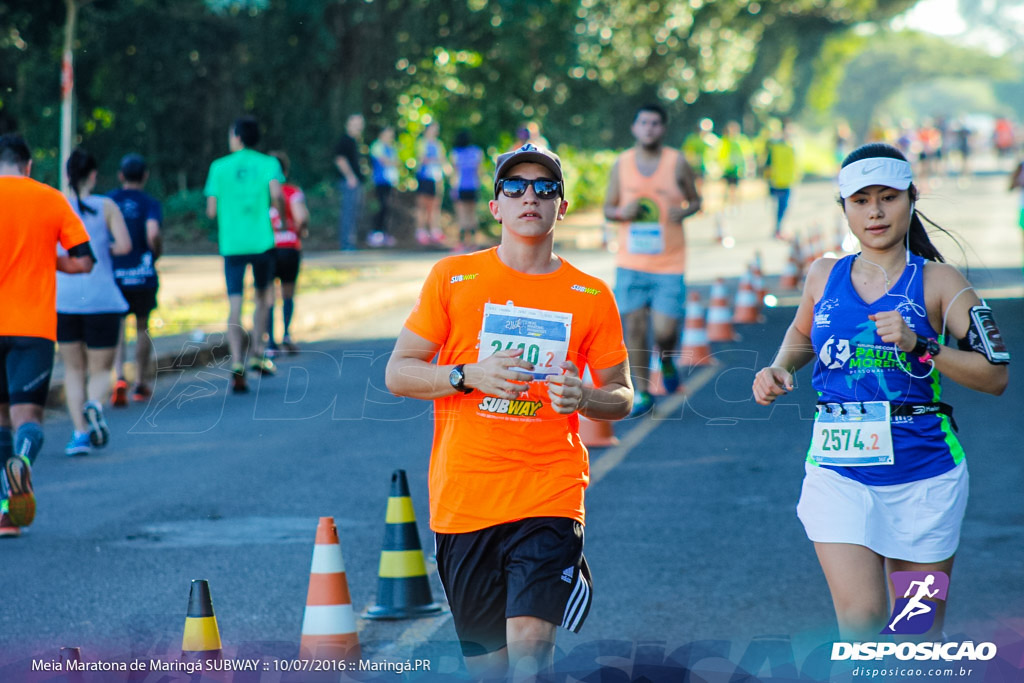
882, 571, 948, 635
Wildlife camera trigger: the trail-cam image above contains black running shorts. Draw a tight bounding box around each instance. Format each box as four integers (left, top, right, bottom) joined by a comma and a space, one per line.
274, 248, 301, 285
56, 313, 123, 348
119, 287, 158, 318
223, 249, 276, 296
435, 516, 593, 658
0, 336, 56, 406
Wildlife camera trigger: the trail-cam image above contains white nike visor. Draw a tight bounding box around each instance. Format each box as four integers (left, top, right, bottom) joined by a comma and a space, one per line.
838, 157, 913, 198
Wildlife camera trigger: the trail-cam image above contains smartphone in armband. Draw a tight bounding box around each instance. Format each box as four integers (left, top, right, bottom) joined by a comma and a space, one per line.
969, 305, 1010, 364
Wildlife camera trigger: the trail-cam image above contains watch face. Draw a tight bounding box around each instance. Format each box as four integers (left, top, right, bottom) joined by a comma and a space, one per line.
449, 366, 463, 388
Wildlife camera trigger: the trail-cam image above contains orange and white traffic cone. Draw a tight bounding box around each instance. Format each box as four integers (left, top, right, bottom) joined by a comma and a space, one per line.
779, 240, 802, 290
679, 292, 712, 366
706, 279, 738, 342
579, 366, 619, 446
300, 517, 360, 661
733, 275, 762, 324
750, 261, 768, 305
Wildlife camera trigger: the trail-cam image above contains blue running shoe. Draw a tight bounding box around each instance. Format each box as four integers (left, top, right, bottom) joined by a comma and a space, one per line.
83, 400, 109, 447
65, 431, 92, 457
628, 392, 655, 418
661, 357, 681, 394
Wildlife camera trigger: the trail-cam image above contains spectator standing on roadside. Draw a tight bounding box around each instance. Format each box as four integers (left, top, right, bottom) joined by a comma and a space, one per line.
450, 129, 484, 251
0, 133, 94, 536
368, 125, 399, 248
204, 115, 285, 393
414, 121, 447, 246
334, 114, 366, 251
109, 153, 162, 407
58, 149, 133, 457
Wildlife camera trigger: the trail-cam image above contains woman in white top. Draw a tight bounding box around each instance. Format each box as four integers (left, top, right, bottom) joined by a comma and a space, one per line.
57, 150, 132, 456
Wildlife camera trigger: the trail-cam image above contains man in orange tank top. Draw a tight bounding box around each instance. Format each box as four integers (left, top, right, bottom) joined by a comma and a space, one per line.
603, 104, 702, 416
387, 144, 633, 681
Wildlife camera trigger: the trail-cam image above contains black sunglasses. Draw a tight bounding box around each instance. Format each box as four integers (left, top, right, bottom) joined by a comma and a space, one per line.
496, 177, 562, 200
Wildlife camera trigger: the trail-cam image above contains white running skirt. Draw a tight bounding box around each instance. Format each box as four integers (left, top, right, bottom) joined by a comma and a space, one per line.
796, 461, 969, 563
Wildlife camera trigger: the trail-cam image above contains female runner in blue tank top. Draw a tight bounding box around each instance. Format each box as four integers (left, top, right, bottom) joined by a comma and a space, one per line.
753, 143, 1009, 641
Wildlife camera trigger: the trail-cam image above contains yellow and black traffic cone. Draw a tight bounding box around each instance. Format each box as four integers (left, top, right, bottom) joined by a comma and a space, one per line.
363, 470, 444, 620
60, 647, 84, 683
181, 579, 223, 663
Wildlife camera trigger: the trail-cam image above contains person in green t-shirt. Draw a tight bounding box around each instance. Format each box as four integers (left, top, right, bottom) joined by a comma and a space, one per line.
204, 116, 285, 393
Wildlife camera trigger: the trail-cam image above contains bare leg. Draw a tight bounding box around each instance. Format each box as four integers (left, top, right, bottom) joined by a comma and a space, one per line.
86, 347, 117, 405
507, 616, 556, 683
59, 342, 89, 432
113, 316, 128, 380
227, 294, 245, 364
624, 308, 651, 395
652, 312, 682, 360
814, 542, 888, 641
135, 314, 153, 386
252, 287, 272, 357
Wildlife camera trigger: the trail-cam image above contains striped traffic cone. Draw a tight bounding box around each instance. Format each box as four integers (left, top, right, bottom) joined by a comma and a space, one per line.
706, 279, 738, 342
779, 239, 802, 290
60, 647, 84, 683
300, 517, 360, 661
733, 275, 762, 324
679, 292, 712, 367
364, 470, 444, 620
181, 579, 223, 663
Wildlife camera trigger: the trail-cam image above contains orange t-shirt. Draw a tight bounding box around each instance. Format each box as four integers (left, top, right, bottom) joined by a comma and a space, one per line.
404, 247, 627, 533
614, 147, 687, 275
0, 176, 89, 340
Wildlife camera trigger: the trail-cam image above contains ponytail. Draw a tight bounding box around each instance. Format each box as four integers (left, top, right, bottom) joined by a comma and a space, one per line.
66, 149, 98, 215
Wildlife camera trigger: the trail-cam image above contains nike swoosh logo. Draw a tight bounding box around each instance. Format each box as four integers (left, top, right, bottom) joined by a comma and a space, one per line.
861, 164, 884, 174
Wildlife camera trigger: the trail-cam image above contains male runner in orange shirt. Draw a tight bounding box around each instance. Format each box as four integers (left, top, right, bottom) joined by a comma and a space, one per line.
0, 134, 94, 536
604, 104, 701, 416
387, 144, 633, 681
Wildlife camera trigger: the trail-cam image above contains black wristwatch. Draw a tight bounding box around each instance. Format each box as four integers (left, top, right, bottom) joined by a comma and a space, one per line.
448, 364, 472, 394
912, 335, 941, 362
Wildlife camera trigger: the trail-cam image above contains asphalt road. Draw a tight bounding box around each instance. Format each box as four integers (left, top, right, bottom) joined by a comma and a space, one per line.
2, 291, 1022, 682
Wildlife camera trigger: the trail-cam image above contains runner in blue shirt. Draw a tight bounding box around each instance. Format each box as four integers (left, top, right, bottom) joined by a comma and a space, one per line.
450, 130, 484, 251
109, 154, 162, 405
753, 142, 1010, 641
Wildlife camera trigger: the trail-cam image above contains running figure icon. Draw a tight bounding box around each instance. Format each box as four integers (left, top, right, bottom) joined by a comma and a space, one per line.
888, 574, 939, 631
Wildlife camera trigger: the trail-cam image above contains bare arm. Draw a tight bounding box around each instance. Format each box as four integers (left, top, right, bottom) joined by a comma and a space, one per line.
290, 193, 310, 236
206, 196, 217, 220
602, 159, 639, 222
335, 156, 358, 188
269, 179, 287, 223
572, 360, 633, 420
146, 218, 162, 260
873, 263, 1008, 395
386, 327, 536, 400
752, 258, 834, 405
57, 255, 94, 273
667, 155, 702, 223
104, 198, 133, 255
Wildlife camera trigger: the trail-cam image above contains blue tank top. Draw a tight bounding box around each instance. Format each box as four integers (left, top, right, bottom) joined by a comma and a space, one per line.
451, 146, 483, 191
808, 253, 964, 485
109, 188, 161, 290
57, 195, 129, 315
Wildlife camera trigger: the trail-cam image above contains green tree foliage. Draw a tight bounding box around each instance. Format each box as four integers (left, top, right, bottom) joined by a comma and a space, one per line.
834, 30, 1015, 139
0, 0, 935, 196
